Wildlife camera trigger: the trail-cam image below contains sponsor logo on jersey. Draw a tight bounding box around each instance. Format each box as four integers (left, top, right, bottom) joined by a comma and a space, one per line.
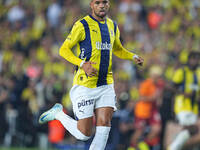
92, 29, 98, 33
96, 42, 111, 50
78, 99, 94, 108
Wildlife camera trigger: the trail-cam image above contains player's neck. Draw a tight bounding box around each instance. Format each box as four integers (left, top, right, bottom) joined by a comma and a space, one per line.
91, 13, 105, 22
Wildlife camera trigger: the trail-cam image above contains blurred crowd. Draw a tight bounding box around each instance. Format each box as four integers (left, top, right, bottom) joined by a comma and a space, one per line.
0, 0, 200, 150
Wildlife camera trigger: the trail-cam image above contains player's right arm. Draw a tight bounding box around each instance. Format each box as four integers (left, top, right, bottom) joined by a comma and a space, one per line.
59, 21, 97, 77
59, 21, 85, 67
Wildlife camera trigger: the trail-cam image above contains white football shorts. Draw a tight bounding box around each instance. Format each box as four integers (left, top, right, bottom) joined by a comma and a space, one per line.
69, 84, 117, 120
176, 111, 197, 126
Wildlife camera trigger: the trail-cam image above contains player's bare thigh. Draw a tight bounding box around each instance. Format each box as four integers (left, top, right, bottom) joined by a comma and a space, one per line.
95, 107, 114, 126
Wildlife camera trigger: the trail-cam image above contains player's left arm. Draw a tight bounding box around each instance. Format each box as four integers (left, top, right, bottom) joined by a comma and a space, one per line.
112, 26, 144, 66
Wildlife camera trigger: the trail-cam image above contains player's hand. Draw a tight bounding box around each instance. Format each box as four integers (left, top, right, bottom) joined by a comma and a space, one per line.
133, 55, 144, 66
82, 61, 98, 77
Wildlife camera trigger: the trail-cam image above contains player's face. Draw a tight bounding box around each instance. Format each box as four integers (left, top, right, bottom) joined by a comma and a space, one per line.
189, 56, 199, 70
90, 0, 110, 19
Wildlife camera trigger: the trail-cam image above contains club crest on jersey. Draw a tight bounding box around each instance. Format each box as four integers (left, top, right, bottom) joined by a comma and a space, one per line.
96, 42, 111, 50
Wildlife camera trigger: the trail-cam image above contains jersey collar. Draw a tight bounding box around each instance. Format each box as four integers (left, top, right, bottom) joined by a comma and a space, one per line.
89, 15, 106, 24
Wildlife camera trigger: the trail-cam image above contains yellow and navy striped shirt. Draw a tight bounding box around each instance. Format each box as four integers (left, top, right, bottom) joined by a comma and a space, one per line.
173, 66, 200, 95
173, 66, 200, 114
59, 15, 136, 88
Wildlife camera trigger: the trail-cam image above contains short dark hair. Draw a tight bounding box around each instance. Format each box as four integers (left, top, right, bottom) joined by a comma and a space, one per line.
188, 51, 200, 59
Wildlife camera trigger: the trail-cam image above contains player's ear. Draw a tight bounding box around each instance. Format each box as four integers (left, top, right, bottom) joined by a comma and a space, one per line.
90, 0, 94, 10
90, 1, 93, 5
90, 1, 92, 9
108, 1, 110, 8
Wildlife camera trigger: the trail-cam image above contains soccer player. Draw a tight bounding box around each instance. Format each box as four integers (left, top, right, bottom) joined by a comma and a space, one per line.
167, 51, 200, 150
39, 0, 143, 149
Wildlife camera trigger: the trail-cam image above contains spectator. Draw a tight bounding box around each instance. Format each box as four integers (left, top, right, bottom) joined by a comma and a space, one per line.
47, 0, 62, 28
129, 65, 164, 150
